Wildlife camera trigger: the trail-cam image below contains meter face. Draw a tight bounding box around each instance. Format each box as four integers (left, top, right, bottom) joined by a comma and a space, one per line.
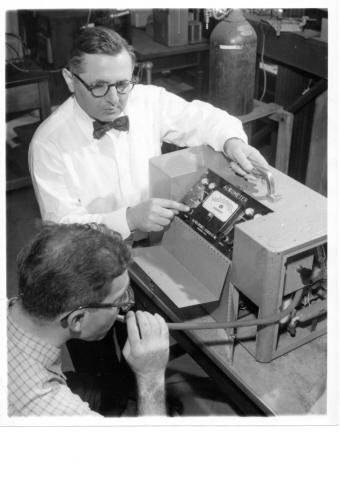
202, 190, 238, 222
179, 169, 272, 258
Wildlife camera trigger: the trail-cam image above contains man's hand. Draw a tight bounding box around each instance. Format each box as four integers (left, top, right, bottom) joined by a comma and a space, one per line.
122, 311, 169, 381
223, 138, 269, 177
126, 198, 190, 232
122, 311, 169, 415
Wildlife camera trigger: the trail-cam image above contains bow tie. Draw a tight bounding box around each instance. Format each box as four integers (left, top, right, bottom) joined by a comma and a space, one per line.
93, 116, 129, 139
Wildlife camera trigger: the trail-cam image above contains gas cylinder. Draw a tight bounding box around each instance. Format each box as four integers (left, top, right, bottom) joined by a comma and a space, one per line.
209, 9, 257, 115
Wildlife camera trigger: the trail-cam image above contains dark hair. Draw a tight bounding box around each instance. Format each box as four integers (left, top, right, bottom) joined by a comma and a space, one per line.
17, 223, 132, 321
67, 26, 135, 73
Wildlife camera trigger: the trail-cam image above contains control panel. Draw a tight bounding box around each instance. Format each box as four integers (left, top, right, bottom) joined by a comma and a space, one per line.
179, 169, 272, 258
132, 146, 327, 363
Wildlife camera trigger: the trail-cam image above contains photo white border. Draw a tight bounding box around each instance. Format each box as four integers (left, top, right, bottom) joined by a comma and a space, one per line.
1, 0, 339, 477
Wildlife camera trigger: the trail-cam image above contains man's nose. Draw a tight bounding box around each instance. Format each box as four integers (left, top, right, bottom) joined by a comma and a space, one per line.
106, 85, 120, 103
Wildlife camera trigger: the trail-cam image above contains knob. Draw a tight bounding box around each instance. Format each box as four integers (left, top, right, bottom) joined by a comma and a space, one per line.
208, 182, 216, 190
225, 235, 233, 245
201, 177, 209, 185
218, 233, 232, 244
244, 208, 255, 218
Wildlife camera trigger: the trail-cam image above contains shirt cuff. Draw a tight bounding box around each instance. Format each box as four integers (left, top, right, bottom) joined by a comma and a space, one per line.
219, 130, 248, 152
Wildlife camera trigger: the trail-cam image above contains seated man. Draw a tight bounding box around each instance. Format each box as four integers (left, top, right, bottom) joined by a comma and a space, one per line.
8, 222, 169, 416
29, 25, 269, 240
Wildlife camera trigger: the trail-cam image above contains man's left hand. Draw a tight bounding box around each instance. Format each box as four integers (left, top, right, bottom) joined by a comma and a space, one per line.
223, 138, 269, 177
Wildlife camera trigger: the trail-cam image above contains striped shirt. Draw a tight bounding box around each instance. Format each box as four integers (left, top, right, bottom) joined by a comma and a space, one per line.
7, 303, 100, 416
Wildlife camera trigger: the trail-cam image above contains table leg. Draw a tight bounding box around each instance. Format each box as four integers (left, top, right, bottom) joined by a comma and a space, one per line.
270, 110, 294, 174
38, 79, 52, 119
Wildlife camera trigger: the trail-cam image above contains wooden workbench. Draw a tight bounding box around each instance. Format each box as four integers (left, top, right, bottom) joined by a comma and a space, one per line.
131, 28, 209, 96
130, 257, 327, 417
131, 27, 208, 72
246, 14, 327, 80
6, 60, 51, 191
6, 60, 51, 120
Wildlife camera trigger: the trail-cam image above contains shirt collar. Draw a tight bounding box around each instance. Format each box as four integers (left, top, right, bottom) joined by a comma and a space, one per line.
72, 96, 95, 139
7, 301, 61, 368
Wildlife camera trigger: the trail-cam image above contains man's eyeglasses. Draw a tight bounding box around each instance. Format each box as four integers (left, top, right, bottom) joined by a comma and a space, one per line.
72, 72, 136, 97
60, 285, 135, 325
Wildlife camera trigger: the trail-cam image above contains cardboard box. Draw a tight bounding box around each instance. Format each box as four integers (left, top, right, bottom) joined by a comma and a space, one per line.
153, 9, 188, 46
130, 9, 152, 28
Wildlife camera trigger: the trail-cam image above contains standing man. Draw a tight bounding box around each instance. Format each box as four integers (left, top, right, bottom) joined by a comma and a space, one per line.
29, 26, 269, 239
8, 223, 169, 416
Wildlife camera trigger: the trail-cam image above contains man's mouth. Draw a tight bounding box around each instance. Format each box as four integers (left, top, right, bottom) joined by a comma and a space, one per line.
104, 105, 121, 113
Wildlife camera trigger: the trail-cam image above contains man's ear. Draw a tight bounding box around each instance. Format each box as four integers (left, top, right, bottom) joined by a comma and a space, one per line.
62, 68, 75, 93
67, 310, 85, 335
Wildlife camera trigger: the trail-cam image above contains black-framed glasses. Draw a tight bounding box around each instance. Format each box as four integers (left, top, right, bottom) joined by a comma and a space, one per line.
60, 285, 135, 325
72, 72, 136, 97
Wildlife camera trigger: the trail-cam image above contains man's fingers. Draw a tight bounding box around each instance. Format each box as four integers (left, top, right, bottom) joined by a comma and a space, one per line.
152, 215, 171, 227
135, 311, 164, 339
154, 198, 190, 212
154, 313, 169, 339
155, 206, 175, 220
146, 313, 162, 337
172, 203, 189, 213
247, 148, 270, 170
226, 139, 269, 175
149, 224, 164, 232
126, 311, 140, 346
145, 199, 189, 232
148, 205, 179, 228
230, 161, 248, 177
231, 149, 254, 173
136, 311, 152, 339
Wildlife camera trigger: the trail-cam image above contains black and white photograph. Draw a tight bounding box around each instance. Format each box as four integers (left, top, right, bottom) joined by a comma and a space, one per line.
1, 2, 339, 479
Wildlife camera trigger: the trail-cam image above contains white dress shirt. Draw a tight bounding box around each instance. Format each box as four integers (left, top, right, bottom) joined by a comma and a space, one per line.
29, 84, 247, 238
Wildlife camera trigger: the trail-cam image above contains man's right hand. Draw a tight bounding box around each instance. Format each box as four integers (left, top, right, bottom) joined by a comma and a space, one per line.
122, 311, 169, 381
122, 311, 169, 415
126, 198, 190, 232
